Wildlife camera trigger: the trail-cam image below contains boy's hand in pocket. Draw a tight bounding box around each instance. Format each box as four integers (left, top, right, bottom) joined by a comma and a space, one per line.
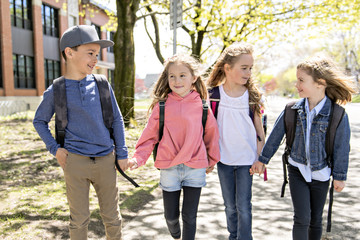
56, 148, 68, 169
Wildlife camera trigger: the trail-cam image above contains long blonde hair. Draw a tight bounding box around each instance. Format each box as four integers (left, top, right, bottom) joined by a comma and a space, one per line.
206, 43, 263, 114
297, 55, 355, 104
149, 54, 208, 111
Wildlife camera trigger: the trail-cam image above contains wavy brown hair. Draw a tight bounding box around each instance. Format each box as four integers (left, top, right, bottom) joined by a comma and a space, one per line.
149, 54, 208, 111
297, 55, 355, 105
206, 43, 263, 114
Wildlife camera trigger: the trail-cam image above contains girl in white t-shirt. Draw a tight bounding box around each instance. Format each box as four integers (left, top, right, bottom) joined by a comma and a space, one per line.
206, 43, 265, 240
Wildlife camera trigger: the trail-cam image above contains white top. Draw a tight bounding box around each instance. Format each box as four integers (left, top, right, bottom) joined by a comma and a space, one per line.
288, 96, 331, 182
217, 85, 257, 166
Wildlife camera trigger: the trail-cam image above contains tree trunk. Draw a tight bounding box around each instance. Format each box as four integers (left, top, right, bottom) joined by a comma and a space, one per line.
114, 0, 140, 126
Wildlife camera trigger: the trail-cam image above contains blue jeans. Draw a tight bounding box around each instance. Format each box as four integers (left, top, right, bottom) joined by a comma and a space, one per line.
160, 164, 206, 192
217, 162, 253, 240
288, 165, 329, 240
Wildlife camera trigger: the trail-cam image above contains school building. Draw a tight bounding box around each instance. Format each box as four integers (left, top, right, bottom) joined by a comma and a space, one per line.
0, 0, 116, 115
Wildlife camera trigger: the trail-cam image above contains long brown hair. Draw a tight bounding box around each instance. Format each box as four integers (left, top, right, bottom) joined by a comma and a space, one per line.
149, 54, 208, 111
297, 55, 355, 104
206, 43, 263, 114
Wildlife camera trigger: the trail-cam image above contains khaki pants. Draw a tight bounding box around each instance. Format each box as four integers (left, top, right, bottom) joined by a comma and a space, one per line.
64, 152, 122, 240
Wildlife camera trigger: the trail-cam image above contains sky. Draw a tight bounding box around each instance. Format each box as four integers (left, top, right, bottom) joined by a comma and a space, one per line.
98, 0, 167, 78
133, 19, 166, 78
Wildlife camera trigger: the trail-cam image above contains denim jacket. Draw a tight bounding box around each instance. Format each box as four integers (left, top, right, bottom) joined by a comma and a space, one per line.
259, 97, 350, 181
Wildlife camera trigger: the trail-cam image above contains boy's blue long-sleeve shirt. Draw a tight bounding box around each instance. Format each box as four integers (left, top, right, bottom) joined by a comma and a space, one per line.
33, 74, 128, 160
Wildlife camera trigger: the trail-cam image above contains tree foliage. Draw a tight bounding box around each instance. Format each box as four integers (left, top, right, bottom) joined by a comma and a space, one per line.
97, 0, 360, 120
276, 67, 297, 97
323, 25, 360, 85
140, 0, 360, 66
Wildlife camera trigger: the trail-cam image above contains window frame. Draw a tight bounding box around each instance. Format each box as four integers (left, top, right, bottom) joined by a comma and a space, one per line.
13, 53, 35, 89
92, 24, 103, 60
10, 0, 32, 30
42, 3, 59, 37
44, 59, 61, 88
107, 31, 115, 53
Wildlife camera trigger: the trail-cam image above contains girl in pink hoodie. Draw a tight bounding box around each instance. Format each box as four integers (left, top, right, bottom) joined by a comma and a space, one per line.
129, 54, 220, 240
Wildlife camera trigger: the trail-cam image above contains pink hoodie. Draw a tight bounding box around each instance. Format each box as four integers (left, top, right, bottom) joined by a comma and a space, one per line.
133, 91, 220, 169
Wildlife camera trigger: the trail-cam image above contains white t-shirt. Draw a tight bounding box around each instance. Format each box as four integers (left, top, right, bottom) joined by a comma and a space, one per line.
217, 85, 257, 166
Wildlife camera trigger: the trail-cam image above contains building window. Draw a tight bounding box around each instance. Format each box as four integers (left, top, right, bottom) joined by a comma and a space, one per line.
42, 4, 59, 37
44, 59, 61, 88
13, 54, 35, 89
10, 0, 32, 30
92, 24, 102, 60
107, 31, 115, 53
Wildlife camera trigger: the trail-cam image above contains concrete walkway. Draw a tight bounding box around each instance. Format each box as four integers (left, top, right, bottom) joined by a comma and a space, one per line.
122, 97, 360, 240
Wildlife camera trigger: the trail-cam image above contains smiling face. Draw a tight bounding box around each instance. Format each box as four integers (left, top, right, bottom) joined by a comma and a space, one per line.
167, 62, 196, 97
224, 53, 253, 86
65, 43, 100, 79
296, 68, 325, 99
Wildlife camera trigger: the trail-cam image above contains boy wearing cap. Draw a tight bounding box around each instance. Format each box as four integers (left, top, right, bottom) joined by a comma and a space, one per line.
33, 25, 128, 240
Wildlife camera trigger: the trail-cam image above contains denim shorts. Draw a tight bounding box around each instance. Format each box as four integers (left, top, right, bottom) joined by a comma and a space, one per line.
159, 164, 206, 192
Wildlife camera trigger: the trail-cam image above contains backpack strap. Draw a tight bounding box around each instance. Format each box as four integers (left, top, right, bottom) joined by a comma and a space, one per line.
93, 74, 114, 139
153, 101, 165, 161
153, 99, 208, 161
202, 99, 208, 137
281, 101, 297, 197
326, 102, 345, 232
209, 86, 220, 119
53, 76, 67, 148
93, 74, 139, 187
325, 102, 345, 169
249, 104, 255, 123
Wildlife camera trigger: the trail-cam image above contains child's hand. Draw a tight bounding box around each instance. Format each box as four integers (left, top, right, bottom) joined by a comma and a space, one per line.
56, 148, 68, 169
117, 158, 129, 171
334, 180, 346, 192
250, 161, 265, 176
129, 158, 138, 170
206, 165, 215, 174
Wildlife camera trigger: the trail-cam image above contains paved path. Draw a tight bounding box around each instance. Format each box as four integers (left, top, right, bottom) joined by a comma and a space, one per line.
122, 96, 360, 240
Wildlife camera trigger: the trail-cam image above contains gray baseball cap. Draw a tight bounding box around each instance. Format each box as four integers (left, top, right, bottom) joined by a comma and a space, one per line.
60, 25, 114, 52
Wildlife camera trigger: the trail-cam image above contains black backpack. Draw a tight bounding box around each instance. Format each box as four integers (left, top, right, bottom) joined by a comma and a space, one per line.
282, 100, 345, 232
52, 74, 139, 187
152, 99, 208, 161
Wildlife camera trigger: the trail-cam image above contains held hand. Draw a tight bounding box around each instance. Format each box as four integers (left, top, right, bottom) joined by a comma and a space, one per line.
334, 180, 346, 192
206, 165, 215, 174
117, 158, 129, 172
129, 158, 138, 170
56, 148, 68, 169
250, 161, 265, 176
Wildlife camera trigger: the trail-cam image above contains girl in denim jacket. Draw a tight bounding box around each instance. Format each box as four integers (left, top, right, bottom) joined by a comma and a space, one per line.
252, 55, 355, 240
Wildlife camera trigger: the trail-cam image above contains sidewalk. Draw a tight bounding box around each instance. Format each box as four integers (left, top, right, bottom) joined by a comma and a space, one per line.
121, 162, 293, 240
122, 155, 360, 240
122, 98, 360, 240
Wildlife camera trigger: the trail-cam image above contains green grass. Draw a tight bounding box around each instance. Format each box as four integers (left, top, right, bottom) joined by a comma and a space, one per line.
352, 94, 360, 103
0, 110, 160, 239
134, 98, 151, 110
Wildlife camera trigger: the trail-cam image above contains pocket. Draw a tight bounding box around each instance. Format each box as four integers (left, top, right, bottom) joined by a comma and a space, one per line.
319, 124, 327, 133
63, 152, 71, 172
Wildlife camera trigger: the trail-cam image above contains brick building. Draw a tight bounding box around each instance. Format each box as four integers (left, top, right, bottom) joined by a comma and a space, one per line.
0, 0, 116, 112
